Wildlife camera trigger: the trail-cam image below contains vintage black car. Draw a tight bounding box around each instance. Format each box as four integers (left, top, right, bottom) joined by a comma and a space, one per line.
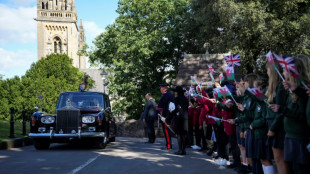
29, 91, 116, 150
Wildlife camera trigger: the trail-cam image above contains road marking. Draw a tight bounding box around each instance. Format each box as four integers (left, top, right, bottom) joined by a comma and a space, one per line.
68, 154, 101, 174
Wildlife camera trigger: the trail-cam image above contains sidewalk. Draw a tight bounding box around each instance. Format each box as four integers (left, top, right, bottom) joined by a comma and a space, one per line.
0, 137, 33, 150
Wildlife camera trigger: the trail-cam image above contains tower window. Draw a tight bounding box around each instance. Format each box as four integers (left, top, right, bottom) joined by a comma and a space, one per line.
46, 2, 48, 9
53, 37, 61, 53
59, 41, 62, 53
54, 41, 57, 53
42, 2, 45, 9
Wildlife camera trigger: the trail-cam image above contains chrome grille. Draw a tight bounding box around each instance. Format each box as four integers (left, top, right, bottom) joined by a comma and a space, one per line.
56, 107, 80, 134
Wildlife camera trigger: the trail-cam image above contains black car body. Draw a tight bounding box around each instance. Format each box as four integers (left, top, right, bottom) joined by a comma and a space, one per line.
29, 91, 116, 149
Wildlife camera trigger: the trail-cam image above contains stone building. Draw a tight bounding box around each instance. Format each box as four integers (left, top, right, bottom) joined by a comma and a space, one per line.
35, 0, 86, 69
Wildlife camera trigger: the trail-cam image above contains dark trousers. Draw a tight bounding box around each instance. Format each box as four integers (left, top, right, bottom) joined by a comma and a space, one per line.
177, 131, 186, 153
187, 126, 194, 146
194, 126, 206, 149
216, 125, 228, 159
162, 122, 172, 149
146, 120, 155, 143
228, 135, 241, 165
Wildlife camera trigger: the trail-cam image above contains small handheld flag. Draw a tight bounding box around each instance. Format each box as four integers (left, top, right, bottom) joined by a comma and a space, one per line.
247, 88, 270, 106
219, 73, 224, 83
190, 76, 198, 84
224, 54, 241, 67
206, 82, 213, 89
266, 51, 274, 65
225, 66, 235, 80
208, 64, 215, 74
247, 88, 267, 101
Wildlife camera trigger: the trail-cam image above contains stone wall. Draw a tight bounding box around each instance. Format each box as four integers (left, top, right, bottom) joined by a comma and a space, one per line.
116, 119, 164, 138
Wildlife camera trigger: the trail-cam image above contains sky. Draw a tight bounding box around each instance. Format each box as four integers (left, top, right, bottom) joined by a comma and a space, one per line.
0, 0, 119, 79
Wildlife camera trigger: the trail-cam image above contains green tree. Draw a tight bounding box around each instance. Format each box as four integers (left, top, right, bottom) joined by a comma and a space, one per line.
187, 0, 310, 74
21, 54, 93, 115
90, 0, 190, 118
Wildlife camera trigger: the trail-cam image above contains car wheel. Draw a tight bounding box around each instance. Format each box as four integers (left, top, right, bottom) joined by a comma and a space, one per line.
33, 139, 50, 150
96, 136, 107, 149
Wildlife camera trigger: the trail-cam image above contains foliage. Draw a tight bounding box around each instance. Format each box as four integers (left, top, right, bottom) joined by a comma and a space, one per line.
187, 0, 310, 74
0, 54, 94, 119
89, 0, 190, 119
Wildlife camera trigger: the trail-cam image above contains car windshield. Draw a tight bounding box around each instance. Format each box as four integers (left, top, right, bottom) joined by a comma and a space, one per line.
56, 92, 104, 109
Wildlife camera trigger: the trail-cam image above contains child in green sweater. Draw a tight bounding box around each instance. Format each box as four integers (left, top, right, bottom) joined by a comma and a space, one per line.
279, 54, 310, 174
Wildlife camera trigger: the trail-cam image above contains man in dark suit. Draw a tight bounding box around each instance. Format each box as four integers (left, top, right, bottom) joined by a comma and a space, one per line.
157, 83, 175, 150
141, 93, 157, 143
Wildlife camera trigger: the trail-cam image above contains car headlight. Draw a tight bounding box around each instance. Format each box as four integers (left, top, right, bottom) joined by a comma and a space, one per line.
41, 116, 55, 124
82, 116, 95, 123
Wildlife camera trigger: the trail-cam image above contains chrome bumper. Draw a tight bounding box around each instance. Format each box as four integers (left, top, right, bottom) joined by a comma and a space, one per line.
29, 127, 105, 139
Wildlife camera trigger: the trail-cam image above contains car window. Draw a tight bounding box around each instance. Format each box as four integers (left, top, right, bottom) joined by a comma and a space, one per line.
57, 93, 104, 109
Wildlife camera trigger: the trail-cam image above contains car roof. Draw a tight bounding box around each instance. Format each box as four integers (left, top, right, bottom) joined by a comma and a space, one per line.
60, 91, 108, 96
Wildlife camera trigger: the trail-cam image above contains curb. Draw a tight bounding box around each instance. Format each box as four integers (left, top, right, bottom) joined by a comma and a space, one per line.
0, 137, 33, 150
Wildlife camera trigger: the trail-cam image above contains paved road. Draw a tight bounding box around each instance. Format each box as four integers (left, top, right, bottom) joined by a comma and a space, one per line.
0, 137, 235, 174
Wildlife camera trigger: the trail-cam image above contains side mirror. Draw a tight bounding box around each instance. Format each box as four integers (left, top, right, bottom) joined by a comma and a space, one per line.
105, 107, 111, 113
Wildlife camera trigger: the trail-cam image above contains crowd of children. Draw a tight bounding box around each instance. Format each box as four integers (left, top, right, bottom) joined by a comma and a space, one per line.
186, 54, 310, 174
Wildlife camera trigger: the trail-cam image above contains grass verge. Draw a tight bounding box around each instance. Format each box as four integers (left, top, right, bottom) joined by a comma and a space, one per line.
0, 120, 29, 142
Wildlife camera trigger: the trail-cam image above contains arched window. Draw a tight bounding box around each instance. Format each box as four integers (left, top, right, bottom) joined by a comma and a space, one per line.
42, 2, 45, 9
54, 41, 57, 53
53, 37, 61, 53
46, 2, 48, 9
59, 41, 62, 53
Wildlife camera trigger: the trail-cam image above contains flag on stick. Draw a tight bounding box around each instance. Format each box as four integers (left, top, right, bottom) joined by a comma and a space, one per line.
213, 88, 219, 100
224, 54, 241, 67
206, 82, 213, 89
225, 66, 235, 80
190, 76, 198, 84
208, 64, 215, 74
219, 73, 224, 83
209, 72, 215, 82
266, 51, 274, 65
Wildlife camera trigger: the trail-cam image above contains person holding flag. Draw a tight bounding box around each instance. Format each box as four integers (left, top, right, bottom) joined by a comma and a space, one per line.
216, 85, 241, 170
248, 78, 275, 174
228, 73, 259, 173
273, 54, 310, 174
265, 53, 290, 174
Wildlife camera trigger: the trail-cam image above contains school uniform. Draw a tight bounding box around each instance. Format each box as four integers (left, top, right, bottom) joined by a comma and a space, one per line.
234, 95, 246, 147
217, 99, 241, 166
193, 105, 202, 147
283, 87, 310, 174
187, 106, 194, 146
266, 83, 288, 149
235, 90, 256, 158
247, 92, 273, 161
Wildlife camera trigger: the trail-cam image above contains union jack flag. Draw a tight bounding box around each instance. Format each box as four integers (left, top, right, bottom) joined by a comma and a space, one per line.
273, 52, 299, 78
265, 51, 274, 65
208, 64, 215, 74
224, 54, 241, 67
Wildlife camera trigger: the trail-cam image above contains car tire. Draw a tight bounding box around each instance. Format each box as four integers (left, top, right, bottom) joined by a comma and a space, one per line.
33, 139, 50, 150
96, 136, 107, 149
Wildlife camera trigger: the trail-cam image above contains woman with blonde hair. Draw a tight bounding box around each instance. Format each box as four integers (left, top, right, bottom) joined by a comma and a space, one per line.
279, 54, 310, 174
265, 59, 290, 174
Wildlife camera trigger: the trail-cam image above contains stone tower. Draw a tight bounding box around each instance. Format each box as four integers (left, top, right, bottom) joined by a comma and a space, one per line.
35, 0, 86, 69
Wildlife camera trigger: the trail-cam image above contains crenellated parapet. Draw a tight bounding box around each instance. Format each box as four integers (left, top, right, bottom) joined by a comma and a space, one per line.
36, 0, 77, 22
